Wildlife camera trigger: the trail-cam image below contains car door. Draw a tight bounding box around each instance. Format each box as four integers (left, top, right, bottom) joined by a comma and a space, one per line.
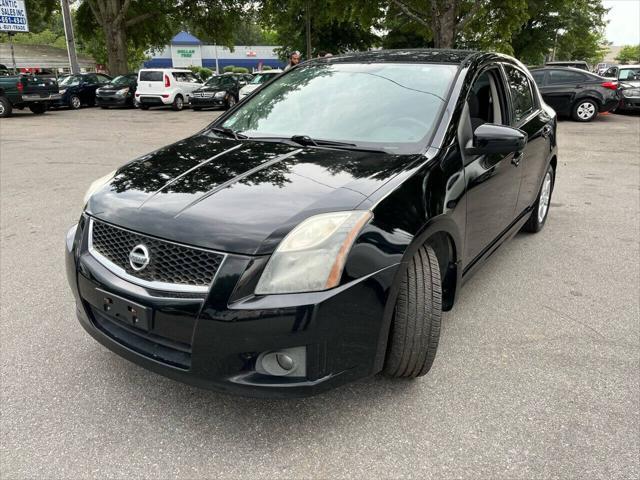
502, 64, 552, 217
82, 74, 100, 104
460, 67, 523, 263
537, 69, 587, 116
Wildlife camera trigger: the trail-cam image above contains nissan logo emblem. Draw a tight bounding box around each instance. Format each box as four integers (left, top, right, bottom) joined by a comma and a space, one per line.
129, 244, 150, 271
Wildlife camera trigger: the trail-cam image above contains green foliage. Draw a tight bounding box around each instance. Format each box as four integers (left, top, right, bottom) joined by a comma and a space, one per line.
512, 0, 609, 65
189, 66, 214, 79
232, 67, 250, 73
24, 0, 59, 32
223, 65, 236, 72
10, 29, 67, 49
262, 65, 272, 70
615, 45, 640, 65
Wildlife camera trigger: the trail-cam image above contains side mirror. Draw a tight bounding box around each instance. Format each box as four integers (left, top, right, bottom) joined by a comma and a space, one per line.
465, 124, 527, 156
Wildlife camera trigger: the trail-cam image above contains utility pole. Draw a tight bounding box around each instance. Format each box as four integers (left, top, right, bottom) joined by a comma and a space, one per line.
60, 0, 80, 73
8, 33, 17, 73
305, 0, 312, 60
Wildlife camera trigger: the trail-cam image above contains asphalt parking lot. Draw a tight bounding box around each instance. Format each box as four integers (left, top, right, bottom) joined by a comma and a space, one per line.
1, 107, 639, 479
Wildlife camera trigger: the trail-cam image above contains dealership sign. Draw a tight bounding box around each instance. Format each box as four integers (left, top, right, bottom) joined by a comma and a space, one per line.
0, 0, 29, 32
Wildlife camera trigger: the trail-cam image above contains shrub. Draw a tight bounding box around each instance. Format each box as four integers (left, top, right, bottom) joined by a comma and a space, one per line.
222, 65, 235, 73
199, 67, 213, 80
232, 67, 249, 74
262, 65, 272, 71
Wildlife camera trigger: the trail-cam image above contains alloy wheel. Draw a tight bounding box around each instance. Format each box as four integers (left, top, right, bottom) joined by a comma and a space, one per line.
576, 102, 596, 120
71, 96, 81, 109
538, 171, 552, 223
0, 103, 5, 116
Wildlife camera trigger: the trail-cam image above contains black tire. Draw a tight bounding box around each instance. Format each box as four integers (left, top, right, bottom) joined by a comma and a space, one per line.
522, 164, 554, 233
0, 96, 12, 117
100, 105, 109, 109
69, 95, 82, 110
171, 95, 184, 111
384, 245, 442, 378
192, 107, 202, 111
29, 103, 47, 114
139, 104, 149, 110
571, 99, 598, 122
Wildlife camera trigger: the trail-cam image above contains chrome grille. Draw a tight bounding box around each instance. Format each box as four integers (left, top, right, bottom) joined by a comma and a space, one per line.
193, 91, 214, 98
89, 219, 224, 291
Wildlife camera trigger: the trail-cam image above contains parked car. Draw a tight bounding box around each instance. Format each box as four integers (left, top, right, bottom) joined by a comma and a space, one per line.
67, 49, 558, 397
530, 67, 620, 121
609, 65, 640, 112
544, 60, 590, 71
190, 73, 251, 110
135, 69, 202, 110
53, 73, 112, 109
238, 69, 283, 100
595, 62, 616, 75
96, 73, 138, 108
0, 73, 60, 117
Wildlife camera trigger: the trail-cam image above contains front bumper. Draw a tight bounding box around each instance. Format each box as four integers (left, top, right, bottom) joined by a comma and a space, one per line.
96, 95, 131, 107
66, 218, 397, 397
618, 96, 640, 111
190, 96, 227, 107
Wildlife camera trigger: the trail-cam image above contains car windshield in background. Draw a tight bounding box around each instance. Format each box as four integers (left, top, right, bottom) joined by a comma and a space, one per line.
139, 71, 163, 82
619, 68, 640, 80
221, 63, 458, 153
250, 73, 278, 84
205, 76, 228, 87
60, 75, 81, 86
110, 75, 133, 86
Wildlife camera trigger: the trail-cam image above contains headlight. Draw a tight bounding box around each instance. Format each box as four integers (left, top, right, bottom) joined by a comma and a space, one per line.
623, 88, 640, 97
214, 91, 226, 99
115, 87, 129, 96
255, 211, 373, 294
83, 170, 116, 206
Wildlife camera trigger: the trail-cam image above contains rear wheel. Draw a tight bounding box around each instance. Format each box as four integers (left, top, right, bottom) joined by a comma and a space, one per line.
171, 95, 184, 111
384, 245, 442, 378
69, 95, 82, 110
572, 99, 598, 122
522, 164, 554, 233
29, 103, 47, 114
0, 96, 12, 117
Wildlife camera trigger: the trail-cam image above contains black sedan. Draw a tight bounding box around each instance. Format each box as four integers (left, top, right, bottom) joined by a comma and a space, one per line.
96, 74, 138, 108
190, 73, 250, 110
54, 72, 112, 109
530, 67, 620, 121
66, 50, 557, 397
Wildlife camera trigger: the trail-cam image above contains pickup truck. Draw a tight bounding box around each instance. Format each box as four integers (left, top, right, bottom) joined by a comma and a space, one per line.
0, 74, 61, 118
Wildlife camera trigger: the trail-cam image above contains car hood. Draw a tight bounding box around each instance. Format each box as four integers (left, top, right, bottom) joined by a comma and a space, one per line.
87, 132, 418, 255
621, 79, 640, 88
240, 85, 259, 94
196, 86, 228, 93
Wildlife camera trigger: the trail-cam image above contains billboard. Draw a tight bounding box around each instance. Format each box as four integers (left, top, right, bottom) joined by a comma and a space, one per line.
0, 0, 29, 33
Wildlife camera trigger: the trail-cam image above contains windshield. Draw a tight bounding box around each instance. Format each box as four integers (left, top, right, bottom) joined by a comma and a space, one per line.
221, 63, 457, 153
110, 75, 132, 86
250, 73, 278, 85
205, 76, 231, 87
619, 68, 640, 80
60, 75, 81, 86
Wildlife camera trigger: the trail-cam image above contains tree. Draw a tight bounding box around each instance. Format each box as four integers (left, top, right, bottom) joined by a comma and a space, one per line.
615, 45, 640, 65
24, 0, 59, 32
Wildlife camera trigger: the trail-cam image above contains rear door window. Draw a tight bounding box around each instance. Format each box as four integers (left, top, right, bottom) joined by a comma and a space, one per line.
504, 66, 535, 124
139, 71, 164, 82
531, 70, 545, 86
548, 70, 586, 85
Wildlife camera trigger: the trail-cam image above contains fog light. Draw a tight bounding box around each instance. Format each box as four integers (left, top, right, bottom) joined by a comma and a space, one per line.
256, 346, 306, 377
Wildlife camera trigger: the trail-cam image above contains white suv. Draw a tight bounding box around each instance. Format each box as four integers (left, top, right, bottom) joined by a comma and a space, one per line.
136, 69, 203, 110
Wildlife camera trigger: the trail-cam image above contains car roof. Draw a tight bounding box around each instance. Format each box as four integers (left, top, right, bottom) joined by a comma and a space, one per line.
531, 66, 592, 73
308, 48, 481, 65
619, 64, 640, 68
545, 61, 588, 65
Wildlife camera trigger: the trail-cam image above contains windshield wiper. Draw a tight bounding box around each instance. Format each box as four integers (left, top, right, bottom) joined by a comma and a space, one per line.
211, 126, 247, 140
288, 135, 385, 153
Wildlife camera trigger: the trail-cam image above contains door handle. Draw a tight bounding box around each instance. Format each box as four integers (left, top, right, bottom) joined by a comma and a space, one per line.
511, 151, 523, 167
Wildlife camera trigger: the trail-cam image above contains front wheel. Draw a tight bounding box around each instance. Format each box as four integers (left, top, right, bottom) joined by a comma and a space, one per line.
226, 95, 236, 109
171, 95, 184, 111
69, 95, 82, 110
0, 96, 12, 117
522, 164, 554, 233
572, 99, 598, 122
384, 245, 442, 378
29, 103, 47, 114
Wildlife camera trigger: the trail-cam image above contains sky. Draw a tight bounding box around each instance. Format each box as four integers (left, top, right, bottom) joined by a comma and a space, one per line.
603, 0, 640, 45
